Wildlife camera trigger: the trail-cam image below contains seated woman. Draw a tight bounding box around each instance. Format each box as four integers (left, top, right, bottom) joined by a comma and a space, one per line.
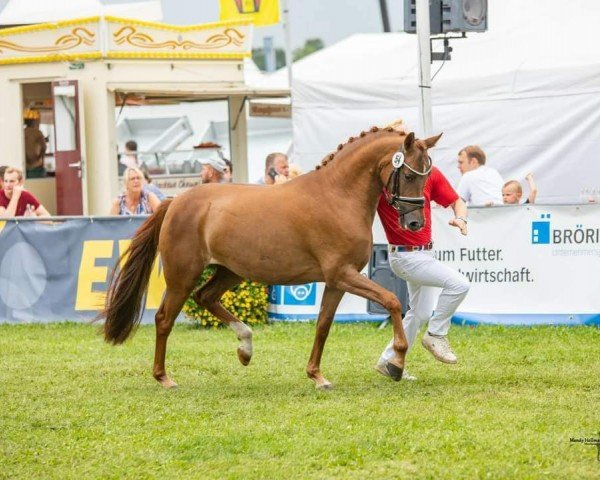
110, 167, 161, 215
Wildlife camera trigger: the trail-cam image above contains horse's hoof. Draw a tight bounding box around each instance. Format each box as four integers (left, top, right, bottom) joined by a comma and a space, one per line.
155, 376, 178, 389
237, 347, 252, 366
316, 381, 333, 391
386, 362, 404, 382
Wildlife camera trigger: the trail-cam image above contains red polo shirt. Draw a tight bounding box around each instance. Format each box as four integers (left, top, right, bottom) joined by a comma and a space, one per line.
0, 189, 40, 216
377, 166, 458, 246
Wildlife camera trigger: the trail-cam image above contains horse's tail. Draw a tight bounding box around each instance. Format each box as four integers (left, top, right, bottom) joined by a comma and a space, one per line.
101, 199, 173, 345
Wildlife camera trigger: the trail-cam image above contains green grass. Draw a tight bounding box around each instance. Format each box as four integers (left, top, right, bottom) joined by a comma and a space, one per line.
1, 322, 598, 479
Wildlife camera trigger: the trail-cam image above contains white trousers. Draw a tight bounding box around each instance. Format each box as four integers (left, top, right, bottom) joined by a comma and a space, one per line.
380, 249, 470, 363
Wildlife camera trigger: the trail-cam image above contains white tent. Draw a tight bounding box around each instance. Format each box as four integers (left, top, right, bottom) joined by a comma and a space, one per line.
0, 0, 162, 25
291, 0, 600, 203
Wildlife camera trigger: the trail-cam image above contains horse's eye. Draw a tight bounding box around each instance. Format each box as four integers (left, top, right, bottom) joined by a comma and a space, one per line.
404, 173, 416, 181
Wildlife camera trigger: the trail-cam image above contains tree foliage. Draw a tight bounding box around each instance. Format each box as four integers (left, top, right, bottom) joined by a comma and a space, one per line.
252, 38, 325, 71
293, 38, 324, 62
252, 47, 287, 71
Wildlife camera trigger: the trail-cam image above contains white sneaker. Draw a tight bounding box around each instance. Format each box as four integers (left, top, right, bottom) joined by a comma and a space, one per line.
421, 332, 458, 364
375, 360, 417, 381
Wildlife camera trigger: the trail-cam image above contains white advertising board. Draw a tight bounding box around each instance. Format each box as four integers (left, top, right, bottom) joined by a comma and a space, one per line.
268, 205, 600, 326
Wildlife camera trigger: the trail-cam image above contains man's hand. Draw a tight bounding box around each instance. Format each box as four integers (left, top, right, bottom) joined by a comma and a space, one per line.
273, 174, 289, 185
12, 185, 24, 198
23, 204, 35, 217
449, 217, 468, 236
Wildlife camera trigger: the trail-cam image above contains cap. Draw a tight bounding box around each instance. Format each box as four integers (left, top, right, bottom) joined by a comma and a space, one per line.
200, 157, 226, 174
23, 108, 40, 120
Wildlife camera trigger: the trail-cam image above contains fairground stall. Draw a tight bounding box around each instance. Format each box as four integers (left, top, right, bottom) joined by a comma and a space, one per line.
0, 16, 288, 215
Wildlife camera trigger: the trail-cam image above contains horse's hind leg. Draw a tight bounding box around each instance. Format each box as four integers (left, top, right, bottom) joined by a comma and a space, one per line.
193, 265, 253, 365
306, 286, 344, 390
153, 261, 204, 389
153, 288, 192, 388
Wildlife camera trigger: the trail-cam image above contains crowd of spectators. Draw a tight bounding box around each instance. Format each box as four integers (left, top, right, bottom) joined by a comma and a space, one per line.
1, 136, 541, 219
455, 145, 537, 206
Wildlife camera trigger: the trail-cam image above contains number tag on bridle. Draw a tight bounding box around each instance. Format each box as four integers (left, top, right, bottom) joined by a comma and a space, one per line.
392, 151, 405, 169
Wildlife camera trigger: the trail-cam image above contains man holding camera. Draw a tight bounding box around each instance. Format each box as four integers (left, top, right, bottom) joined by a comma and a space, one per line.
255, 152, 290, 185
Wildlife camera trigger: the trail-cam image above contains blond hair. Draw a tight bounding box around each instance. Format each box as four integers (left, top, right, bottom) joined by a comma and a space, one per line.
4, 167, 24, 181
503, 180, 522, 194
384, 119, 409, 134
124, 167, 145, 187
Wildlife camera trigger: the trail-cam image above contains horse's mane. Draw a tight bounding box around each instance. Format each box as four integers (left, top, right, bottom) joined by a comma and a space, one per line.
315, 118, 409, 170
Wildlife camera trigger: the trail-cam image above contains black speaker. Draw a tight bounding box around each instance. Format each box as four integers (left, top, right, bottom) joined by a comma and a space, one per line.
367, 244, 409, 315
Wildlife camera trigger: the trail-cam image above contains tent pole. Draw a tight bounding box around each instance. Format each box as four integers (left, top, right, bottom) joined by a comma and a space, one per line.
228, 96, 248, 183
416, 0, 432, 137
379, 0, 391, 32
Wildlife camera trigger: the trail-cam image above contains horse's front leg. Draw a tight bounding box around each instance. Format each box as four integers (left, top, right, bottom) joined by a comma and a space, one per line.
333, 267, 407, 381
306, 286, 344, 390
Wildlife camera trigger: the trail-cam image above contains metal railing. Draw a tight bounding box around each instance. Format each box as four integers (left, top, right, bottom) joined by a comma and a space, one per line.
118, 147, 224, 176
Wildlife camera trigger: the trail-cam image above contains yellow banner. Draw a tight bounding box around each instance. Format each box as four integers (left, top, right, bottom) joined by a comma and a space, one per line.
219, 0, 280, 27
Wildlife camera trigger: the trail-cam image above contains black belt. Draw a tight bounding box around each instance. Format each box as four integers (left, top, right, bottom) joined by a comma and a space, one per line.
389, 242, 433, 253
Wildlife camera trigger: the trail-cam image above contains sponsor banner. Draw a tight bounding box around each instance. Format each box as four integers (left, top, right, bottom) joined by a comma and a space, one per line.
0, 217, 382, 324
431, 204, 600, 325
267, 282, 387, 323
0, 217, 162, 324
3, 205, 597, 325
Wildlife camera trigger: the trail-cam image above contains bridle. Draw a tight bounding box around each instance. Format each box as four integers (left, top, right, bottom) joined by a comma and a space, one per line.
385, 149, 432, 214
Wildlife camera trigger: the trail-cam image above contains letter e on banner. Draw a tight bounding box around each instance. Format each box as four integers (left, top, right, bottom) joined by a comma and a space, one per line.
75, 240, 113, 310
146, 256, 166, 309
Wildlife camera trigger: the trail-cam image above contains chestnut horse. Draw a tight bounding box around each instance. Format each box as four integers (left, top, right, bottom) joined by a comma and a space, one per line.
101, 124, 442, 389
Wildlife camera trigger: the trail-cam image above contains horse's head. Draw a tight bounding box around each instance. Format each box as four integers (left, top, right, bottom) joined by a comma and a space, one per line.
381, 131, 443, 231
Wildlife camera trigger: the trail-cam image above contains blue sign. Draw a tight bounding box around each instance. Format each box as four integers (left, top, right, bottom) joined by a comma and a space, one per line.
532, 213, 551, 244
268, 283, 317, 306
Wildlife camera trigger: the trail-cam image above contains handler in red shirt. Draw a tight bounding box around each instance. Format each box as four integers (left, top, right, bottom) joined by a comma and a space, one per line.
375, 166, 469, 381
0, 167, 50, 217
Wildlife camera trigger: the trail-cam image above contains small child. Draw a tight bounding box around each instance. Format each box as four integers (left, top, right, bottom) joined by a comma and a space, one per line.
502, 173, 537, 204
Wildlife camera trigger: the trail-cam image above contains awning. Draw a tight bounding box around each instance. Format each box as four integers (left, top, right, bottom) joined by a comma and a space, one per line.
108, 83, 290, 105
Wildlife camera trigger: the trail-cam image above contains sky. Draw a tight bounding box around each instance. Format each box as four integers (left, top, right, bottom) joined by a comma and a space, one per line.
151, 0, 405, 50
0, 0, 405, 51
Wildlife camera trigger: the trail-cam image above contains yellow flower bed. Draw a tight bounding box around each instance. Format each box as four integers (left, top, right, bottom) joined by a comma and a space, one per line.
183, 267, 269, 328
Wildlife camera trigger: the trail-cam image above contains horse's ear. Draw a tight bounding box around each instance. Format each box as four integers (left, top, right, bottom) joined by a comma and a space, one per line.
404, 132, 415, 150
424, 132, 443, 149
